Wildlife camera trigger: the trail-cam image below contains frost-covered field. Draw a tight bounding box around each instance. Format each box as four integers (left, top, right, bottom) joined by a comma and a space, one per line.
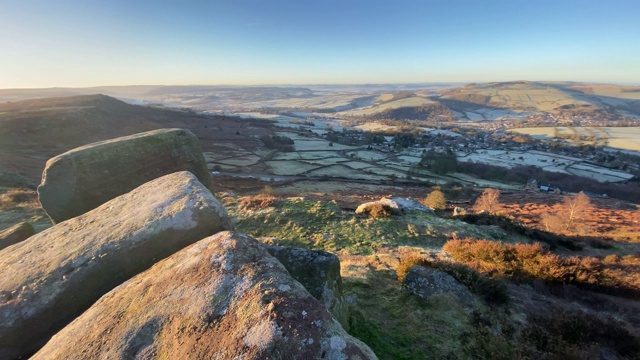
458, 150, 572, 173
339, 96, 434, 116
457, 149, 632, 182
605, 127, 640, 152
510, 126, 640, 152
241, 93, 369, 110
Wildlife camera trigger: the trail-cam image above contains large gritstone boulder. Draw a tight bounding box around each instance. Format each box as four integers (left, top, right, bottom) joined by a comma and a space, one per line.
0, 171, 232, 359
38, 128, 213, 223
32, 231, 377, 360
262, 244, 346, 321
0, 222, 35, 251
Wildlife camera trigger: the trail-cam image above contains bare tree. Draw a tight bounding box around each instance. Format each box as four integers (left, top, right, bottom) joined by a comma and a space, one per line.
561, 193, 592, 232
540, 212, 563, 233
472, 188, 502, 214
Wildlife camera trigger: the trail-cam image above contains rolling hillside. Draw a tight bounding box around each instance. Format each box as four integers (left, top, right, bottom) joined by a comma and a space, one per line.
438, 81, 640, 120
0, 95, 273, 186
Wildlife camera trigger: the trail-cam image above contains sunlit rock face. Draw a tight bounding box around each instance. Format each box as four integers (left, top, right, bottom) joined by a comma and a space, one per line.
32, 231, 377, 360
0, 171, 231, 359
0, 221, 35, 251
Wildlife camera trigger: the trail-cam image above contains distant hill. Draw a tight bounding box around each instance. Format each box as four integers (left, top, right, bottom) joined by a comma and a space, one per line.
437, 81, 640, 120
0, 94, 272, 186
2, 81, 639, 122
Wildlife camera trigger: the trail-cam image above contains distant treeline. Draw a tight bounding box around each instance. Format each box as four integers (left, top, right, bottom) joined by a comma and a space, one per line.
458, 162, 640, 203
260, 135, 295, 152
366, 104, 454, 122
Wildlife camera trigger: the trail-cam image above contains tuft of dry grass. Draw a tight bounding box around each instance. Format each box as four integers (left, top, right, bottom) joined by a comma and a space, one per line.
237, 194, 278, 211
0, 188, 38, 210
366, 203, 393, 219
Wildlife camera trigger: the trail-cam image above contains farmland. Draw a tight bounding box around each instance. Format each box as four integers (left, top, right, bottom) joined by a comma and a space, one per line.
510, 126, 640, 152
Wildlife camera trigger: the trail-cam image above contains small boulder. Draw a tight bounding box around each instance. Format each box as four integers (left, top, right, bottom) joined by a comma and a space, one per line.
389, 197, 433, 213
356, 197, 433, 216
355, 199, 400, 216
0, 171, 232, 359
38, 128, 213, 223
262, 244, 346, 321
403, 265, 473, 304
453, 207, 467, 216
0, 222, 35, 251
32, 232, 377, 360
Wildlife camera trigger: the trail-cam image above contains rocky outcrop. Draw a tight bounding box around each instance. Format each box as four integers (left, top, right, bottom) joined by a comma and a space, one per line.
262, 244, 346, 321
33, 231, 377, 360
38, 128, 213, 223
0, 171, 232, 359
356, 197, 433, 215
403, 265, 473, 304
0, 222, 35, 251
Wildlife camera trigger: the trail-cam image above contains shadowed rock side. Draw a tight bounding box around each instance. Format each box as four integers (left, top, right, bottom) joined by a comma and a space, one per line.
0, 171, 232, 359
33, 231, 378, 360
38, 128, 213, 223
262, 244, 347, 323
403, 265, 473, 304
0, 222, 35, 251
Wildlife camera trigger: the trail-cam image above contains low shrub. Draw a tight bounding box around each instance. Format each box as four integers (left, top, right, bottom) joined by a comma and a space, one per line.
0, 188, 36, 210
442, 238, 640, 298
396, 253, 431, 282
422, 189, 446, 210
367, 203, 393, 219
238, 194, 278, 211
457, 213, 617, 251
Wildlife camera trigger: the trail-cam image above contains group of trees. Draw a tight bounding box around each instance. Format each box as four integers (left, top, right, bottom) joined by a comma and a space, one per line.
419, 149, 458, 175
260, 135, 295, 152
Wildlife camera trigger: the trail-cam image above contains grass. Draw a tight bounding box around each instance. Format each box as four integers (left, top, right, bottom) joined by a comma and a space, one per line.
226, 195, 504, 255
341, 255, 479, 359
0, 188, 37, 210
223, 193, 640, 358
0, 187, 51, 233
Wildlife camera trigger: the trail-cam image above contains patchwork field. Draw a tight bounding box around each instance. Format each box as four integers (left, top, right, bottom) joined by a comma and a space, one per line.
510, 126, 640, 152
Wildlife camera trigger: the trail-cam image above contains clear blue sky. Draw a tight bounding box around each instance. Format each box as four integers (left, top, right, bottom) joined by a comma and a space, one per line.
1, 0, 639, 88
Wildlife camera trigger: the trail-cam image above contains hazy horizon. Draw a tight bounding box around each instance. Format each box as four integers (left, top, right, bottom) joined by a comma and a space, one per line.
4, 80, 640, 92
2, 0, 639, 88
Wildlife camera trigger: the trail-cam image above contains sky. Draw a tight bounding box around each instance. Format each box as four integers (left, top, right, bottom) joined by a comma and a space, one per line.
1, 0, 639, 88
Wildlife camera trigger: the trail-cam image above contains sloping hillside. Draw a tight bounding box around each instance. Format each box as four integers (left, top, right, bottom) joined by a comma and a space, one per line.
438, 81, 640, 120
0, 95, 272, 185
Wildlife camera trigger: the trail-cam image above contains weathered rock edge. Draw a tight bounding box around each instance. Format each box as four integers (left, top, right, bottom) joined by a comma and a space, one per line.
261, 244, 347, 322
38, 128, 213, 223
0, 171, 232, 359
0, 222, 35, 251
33, 231, 378, 360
